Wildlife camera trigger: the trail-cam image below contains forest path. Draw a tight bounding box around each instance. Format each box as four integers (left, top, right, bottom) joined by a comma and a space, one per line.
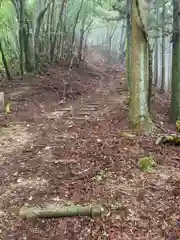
0, 64, 179, 240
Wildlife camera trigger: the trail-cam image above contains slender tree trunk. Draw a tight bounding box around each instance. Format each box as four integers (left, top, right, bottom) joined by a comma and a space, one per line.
119, 19, 126, 65
0, 40, 12, 80
126, 0, 132, 89
19, 0, 25, 78
23, 18, 33, 72
49, 0, 56, 61
44, 6, 51, 58
171, 0, 180, 122
50, 0, 66, 62
78, 17, 86, 63
34, 0, 53, 70
154, 3, 159, 87
58, 0, 68, 59
71, 0, 84, 56
160, 2, 166, 93
83, 37, 87, 60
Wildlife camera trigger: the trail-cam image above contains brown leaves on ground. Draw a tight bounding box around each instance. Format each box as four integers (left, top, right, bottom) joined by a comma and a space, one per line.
0, 63, 179, 240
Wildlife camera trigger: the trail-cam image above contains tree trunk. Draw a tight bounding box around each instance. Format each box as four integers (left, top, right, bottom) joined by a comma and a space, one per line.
119, 19, 126, 65
23, 17, 33, 72
154, 4, 159, 87
128, 0, 152, 132
34, 0, 53, 71
0, 40, 12, 80
44, 4, 51, 58
171, 0, 180, 122
107, 22, 118, 64
49, 0, 56, 62
78, 17, 86, 64
50, 0, 66, 62
57, 0, 68, 59
160, 2, 166, 93
126, 0, 132, 89
148, 48, 153, 112
19, 0, 25, 78
71, 0, 84, 56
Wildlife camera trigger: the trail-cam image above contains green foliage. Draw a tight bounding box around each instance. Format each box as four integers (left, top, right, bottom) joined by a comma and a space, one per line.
138, 156, 155, 172
0, 1, 18, 64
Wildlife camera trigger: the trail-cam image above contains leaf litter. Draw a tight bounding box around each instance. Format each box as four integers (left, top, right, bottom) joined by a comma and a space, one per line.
0, 62, 179, 239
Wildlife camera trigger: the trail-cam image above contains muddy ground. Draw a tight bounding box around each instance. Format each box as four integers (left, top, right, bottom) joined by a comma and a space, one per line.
0, 62, 179, 240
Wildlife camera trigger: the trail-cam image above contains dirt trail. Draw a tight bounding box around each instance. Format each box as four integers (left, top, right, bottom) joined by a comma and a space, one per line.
0, 64, 180, 240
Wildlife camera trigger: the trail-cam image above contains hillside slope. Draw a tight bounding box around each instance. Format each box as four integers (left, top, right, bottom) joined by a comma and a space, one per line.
0, 62, 179, 240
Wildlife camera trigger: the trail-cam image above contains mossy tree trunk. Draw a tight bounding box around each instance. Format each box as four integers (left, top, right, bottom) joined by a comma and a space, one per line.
128, 0, 152, 132
171, 0, 180, 122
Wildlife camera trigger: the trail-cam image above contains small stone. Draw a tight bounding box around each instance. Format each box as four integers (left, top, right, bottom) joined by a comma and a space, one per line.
17, 178, 22, 183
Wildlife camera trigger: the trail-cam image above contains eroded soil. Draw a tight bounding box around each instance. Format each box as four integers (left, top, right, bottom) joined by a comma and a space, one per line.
0, 63, 179, 240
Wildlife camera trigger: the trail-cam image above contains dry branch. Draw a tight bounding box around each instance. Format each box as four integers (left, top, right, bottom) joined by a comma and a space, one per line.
19, 204, 105, 219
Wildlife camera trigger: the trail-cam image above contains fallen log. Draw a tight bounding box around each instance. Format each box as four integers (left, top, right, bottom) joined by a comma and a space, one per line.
19, 204, 106, 219
155, 134, 180, 146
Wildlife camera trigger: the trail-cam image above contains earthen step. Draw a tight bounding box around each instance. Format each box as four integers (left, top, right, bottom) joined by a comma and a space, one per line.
73, 112, 93, 116
83, 100, 101, 104
79, 107, 97, 111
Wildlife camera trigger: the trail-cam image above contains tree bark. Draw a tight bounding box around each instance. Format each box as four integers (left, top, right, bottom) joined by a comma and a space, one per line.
70, 0, 84, 57
0, 40, 12, 80
19, 0, 25, 78
128, 0, 152, 132
34, 0, 53, 70
171, 0, 180, 122
23, 15, 33, 72
50, 0, 66, 62
49, 0, 56, 61
160, 2, 166, 93
154, 1, 159, 87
